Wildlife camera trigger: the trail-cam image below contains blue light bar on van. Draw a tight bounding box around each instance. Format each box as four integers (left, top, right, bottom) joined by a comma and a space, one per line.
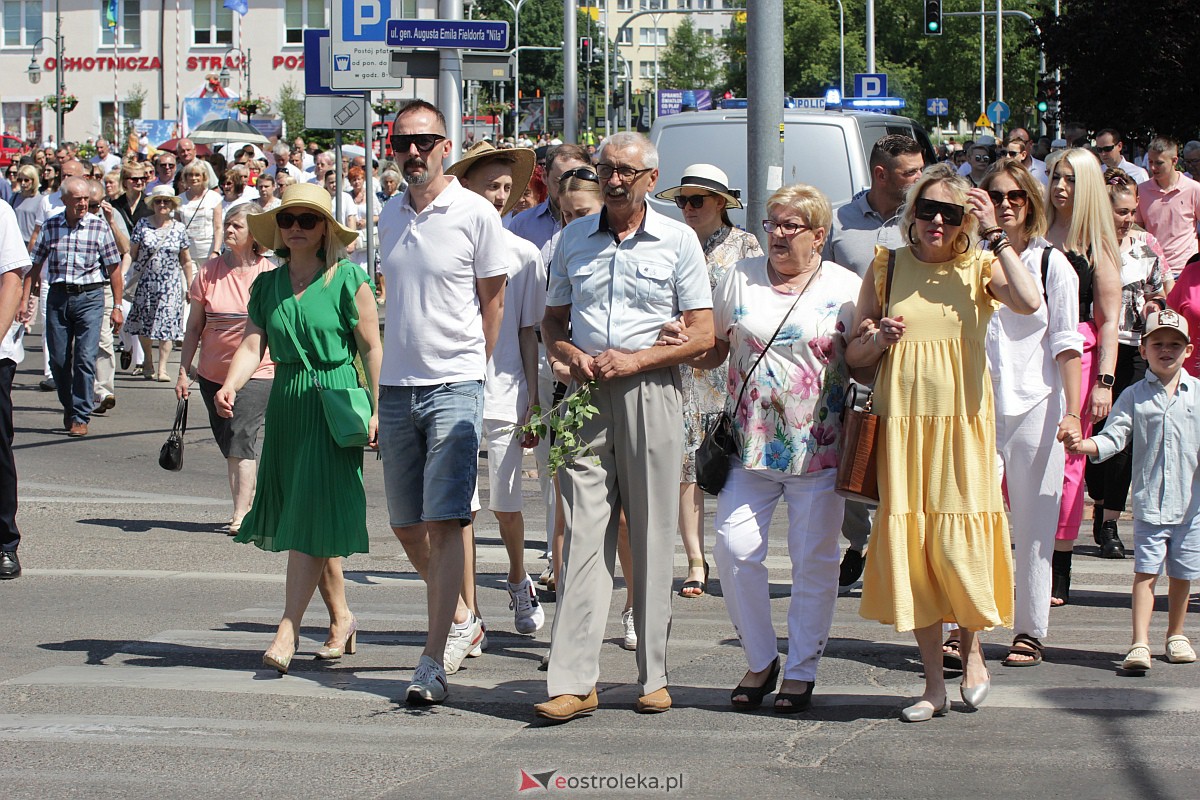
841, 96, 907, 110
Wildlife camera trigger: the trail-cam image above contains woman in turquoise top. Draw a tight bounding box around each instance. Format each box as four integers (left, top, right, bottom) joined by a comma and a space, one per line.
216, 184, 383, 675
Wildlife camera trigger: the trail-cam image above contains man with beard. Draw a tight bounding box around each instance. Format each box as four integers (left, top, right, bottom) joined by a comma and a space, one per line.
376, 101, 511, 705
534, 132, 713, 721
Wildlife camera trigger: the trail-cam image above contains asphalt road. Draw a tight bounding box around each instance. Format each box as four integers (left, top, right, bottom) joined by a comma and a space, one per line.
2, 331, 1198, 800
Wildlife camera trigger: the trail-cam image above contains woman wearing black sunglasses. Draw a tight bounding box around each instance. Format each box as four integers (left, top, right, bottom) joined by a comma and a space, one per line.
846, 164, 1042, 722
654, 165, 762, 599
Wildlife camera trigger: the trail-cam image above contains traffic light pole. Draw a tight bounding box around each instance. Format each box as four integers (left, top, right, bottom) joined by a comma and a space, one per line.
563, 0, 577, 143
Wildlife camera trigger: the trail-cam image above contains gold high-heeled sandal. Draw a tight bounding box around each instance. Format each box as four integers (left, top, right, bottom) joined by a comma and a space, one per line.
315, 617, 358, 660
262, 638, 299, 675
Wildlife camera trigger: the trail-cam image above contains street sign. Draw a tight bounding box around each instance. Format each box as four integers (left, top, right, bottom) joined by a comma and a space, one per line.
854, 73, 888, 98
330, 0, 405, 90
303, 30, 365, 97
986, 100, 1011, 126
385, 19, 509, 50
926, 97, 948, 116
974, 112, 993, 129
305, 95, 368, 131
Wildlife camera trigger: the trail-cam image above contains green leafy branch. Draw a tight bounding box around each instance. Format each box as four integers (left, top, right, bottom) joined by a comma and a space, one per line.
512, 381, 599, 474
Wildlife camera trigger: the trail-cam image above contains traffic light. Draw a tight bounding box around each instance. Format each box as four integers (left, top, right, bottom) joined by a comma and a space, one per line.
924, 0, 942, 34
580, 37, 593, 64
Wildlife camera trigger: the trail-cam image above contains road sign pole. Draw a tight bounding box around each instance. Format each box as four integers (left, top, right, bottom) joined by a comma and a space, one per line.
364, 91, 374, 287
439, 0, 465, 163
563, 0, 577, 143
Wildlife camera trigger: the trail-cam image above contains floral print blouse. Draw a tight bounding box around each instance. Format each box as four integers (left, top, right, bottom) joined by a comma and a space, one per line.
712, 256, 861, 475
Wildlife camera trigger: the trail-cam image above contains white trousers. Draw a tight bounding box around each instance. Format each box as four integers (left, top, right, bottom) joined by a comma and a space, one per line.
532, 344, 557, 548
93, 284, 115, 401
713, 464, 844, 682
996, 391, 1065, 640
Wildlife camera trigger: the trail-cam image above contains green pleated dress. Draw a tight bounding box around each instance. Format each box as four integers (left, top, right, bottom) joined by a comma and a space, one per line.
234, 259, 370, 558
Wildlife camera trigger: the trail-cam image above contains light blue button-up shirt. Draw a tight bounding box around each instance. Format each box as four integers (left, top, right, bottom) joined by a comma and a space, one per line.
546, 203, 712, 356
1091, 370, 1200, 525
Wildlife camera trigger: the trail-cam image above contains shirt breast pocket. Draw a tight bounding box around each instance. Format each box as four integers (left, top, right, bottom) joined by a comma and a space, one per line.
634, 261, 675, 309
567, 258, 601, 295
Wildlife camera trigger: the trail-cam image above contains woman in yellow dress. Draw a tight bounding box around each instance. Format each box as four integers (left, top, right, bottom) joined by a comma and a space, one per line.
846, 165, 1043, 722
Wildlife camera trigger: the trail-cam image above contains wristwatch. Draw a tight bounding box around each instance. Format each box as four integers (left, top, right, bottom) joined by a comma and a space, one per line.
1096, 373, 1116, 388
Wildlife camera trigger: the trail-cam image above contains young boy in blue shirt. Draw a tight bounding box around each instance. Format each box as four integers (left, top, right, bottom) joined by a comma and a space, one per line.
1064, 310, 1200, 671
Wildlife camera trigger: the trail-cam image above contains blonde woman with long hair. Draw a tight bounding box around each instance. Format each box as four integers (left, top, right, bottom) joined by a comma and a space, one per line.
1043, 148, 1123, 603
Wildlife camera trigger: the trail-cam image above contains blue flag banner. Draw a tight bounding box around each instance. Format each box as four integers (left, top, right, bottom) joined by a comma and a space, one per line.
105, 0, 118, 28
223, 0, 248, 15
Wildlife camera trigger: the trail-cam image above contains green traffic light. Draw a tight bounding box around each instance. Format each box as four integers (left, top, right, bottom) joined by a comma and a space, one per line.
928, 21, 939, 32
1037, 100, 1048, 112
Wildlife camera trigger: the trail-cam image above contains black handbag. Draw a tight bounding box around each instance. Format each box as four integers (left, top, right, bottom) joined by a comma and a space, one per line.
159, 396, 188, 471
695, 278, 811, 495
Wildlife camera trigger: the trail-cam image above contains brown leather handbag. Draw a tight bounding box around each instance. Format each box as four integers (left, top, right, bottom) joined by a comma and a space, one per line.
835, 250, 896, 503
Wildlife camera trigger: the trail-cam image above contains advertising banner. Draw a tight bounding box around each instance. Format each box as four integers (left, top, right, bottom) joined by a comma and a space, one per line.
656, 90, 713, 118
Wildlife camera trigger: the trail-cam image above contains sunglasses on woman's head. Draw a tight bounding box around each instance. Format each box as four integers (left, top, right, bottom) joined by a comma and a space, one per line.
559, 166, 598, 184
674, 194, 711, 210
914, 197, 966, 226
390, 133, 445, 153
276, 211, 322, 230
987, 189, 1028, 208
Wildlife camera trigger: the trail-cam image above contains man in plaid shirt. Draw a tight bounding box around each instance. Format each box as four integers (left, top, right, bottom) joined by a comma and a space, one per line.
30, 176, 123, 437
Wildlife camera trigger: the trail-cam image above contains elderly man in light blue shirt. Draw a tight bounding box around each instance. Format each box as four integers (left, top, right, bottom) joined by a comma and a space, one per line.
536, 132, 713, 722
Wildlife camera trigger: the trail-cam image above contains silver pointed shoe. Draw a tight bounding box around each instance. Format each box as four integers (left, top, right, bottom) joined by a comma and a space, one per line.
960, 677, 991, 709
900, 696, 951, 722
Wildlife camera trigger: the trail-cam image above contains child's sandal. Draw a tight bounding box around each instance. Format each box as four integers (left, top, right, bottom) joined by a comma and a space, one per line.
1122, 643, 1152, 671
1166, 635, 1197, 664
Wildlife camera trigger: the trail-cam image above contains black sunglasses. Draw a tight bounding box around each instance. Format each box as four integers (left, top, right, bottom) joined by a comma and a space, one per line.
987, 189, 1028, 208
87, 202, 101, 211
390, 133, 445, 153
559, 166, 598, 184
276, 211, 322, 230
1094, 144, 1119, 154
674, 194, 712, 210
972, 153, 992, 163
914, 197, 966, 226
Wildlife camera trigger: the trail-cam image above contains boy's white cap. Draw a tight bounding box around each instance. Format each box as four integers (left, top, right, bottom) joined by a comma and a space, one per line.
1144, 309, 1190, 343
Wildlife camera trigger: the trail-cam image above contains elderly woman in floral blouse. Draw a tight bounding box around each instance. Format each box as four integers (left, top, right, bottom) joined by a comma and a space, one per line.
685, 183, 860, 712
656, 165, 763, 598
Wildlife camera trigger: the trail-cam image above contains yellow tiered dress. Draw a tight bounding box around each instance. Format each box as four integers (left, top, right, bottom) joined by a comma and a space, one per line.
858, 245, 1014, 633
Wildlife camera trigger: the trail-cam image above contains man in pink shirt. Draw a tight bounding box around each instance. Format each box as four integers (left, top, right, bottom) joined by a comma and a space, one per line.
1137, 137, 1200, 276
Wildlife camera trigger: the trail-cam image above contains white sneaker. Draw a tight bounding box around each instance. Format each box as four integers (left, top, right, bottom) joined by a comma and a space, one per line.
469, 619, 488, 658
443, 614, 483, 675
508, 575, 546, 634
622, 608, 637, 651
405, 655, 448, 705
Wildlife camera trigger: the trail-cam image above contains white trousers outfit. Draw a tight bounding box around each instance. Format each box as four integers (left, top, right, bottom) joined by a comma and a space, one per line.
93, 283, 115, 401
996, 390, 1065, 640
532, 345, 557, 549
714, 463, 844, 682
548, 367, 682, 697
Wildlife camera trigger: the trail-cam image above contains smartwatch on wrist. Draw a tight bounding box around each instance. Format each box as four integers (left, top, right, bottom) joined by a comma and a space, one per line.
1096, 373, 1116, 388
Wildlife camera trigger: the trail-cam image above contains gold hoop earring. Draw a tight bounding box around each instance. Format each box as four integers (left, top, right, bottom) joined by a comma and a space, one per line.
953, 232, 970, 254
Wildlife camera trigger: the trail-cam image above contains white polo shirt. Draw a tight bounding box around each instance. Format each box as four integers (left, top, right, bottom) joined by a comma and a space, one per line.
378, 176, 514, 386
484, 229, 545, 422
0, 201, 33, 363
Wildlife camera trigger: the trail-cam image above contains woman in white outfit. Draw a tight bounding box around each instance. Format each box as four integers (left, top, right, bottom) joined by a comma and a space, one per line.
691, 184, 859, 712
177, 161, 224, 265
979, 160, 1083, 666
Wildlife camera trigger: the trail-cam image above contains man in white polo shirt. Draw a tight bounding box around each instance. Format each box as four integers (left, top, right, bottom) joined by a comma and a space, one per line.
377, 100, 511, 706
1094, 128, 1150, 184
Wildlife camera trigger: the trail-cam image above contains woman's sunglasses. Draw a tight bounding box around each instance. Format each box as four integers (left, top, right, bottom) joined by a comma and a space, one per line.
559, 166, 598, 184
987, 189, 1028, 208
276, 211, 322, 230
674, 194, 712, 210
914, 197, 966, 226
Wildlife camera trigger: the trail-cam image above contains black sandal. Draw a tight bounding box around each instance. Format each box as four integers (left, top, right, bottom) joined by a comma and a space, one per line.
1002, 633, 1044, 667
942, 635, 963, 670
774, 680, 815, 714
679, 559, 710, 598
1051, 550, 1071, 607
730, 657, 780, 709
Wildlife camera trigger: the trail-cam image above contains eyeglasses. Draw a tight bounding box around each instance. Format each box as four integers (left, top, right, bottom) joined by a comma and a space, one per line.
595, 163, 653, 181
675, 194, 712, 210
1004, 150, 1024, 158
276, 211, 322, 230
1094, 144, 1119, 154
762, 220, 810, 236
127, 175, 147, 183
17, 177, 31, 183
390, 133, 445, 153
972, 153, 992, 163
914, 197, 966, 226
87, 202, 101, 212
559, 166, 599, 184
987, 189, 1028, 208
152, 199, 175, 207
157, 163, 176, 170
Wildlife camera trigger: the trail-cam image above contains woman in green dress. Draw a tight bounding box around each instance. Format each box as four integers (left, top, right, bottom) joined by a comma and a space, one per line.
215, 184, 383, 674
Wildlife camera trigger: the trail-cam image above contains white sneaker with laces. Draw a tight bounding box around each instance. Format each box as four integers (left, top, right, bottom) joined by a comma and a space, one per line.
508, 575, 546, 634
405, 655, 448, 705
443, 614, 483, 675
622, 608, 637, 651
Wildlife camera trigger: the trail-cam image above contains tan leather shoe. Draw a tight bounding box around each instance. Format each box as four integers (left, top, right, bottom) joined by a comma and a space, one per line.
534, 688, 598, 721
67, 422, 88, 437
635, 687, 672, 713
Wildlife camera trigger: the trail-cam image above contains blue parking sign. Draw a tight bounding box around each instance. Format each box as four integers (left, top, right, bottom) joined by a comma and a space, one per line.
340, 0, 392, 42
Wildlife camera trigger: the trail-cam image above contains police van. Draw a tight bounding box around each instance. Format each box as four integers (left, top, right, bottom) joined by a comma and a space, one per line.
647, 108, 935, 228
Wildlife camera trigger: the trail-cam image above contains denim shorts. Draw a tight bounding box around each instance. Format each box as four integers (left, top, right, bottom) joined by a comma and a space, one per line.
1133, 518, 1200, 581
378, 381, 483, 527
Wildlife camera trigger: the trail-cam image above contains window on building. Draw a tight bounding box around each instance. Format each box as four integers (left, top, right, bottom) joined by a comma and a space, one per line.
616, 0, 632, 11
616, 27, 632, 46
638, 27, 667, 46
640, 0, 666, 8
695, 0, 715, 7
193, 0, 233, 46
638, 60, 662, 79
284, 0, 328, 45
698, 28, 714, 39
2, 0, 42, 47
101, 0, 141, 47
99, 101, 136, 142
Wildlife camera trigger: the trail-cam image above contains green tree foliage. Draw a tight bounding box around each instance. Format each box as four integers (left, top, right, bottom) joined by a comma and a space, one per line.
1038, 0, 1198, 143
720, 0, 1043, 132
660, 18, 723, 90
472, 1, 598, 100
